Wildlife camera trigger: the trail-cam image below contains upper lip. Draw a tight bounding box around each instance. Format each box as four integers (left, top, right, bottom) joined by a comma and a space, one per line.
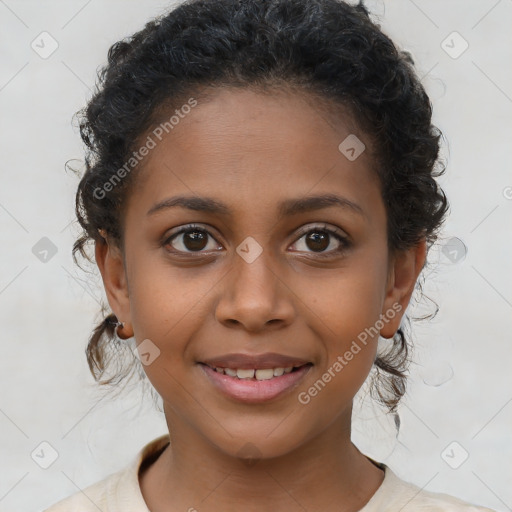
201, 352, 311, 370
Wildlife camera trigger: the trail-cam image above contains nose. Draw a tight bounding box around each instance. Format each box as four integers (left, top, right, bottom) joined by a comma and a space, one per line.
214, 247, 296, 333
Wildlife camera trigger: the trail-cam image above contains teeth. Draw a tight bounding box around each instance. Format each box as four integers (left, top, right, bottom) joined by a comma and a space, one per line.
236, 369, 255, 379
255, 369, 274, 380
212, 366, 297, 380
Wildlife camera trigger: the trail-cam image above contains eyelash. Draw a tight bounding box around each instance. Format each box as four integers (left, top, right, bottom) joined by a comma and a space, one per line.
162, 223, 351, 258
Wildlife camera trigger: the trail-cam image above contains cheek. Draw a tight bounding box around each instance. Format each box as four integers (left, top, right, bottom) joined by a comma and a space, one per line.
127, 272, 205, 400
126, 255, 207, 371
127, 237, 218, 339
301, 258, 387, 344
297, 253, 388, 382
293, 273, 386, 416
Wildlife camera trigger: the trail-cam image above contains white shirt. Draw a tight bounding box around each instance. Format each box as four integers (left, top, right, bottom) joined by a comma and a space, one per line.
43, 434, 497, 511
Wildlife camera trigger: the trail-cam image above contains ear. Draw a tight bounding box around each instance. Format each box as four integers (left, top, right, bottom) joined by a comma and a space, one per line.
95, 234, 132, 329
380, 238, 427, 339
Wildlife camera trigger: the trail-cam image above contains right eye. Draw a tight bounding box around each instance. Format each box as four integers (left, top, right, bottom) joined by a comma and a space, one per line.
163, 224, 223, 254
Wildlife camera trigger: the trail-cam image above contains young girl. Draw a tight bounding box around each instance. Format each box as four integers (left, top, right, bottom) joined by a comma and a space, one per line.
44, 0, 497, 510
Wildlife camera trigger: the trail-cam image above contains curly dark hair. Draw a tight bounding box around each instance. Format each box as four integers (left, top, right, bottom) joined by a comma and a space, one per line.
72, 0, 448, 414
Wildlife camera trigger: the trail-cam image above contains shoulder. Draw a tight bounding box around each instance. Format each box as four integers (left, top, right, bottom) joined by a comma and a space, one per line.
42, 434, 170, 512
363, 460, 497, 512
42, 471, 120, 511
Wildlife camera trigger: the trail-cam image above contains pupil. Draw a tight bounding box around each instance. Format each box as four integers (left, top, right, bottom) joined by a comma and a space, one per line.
184, 230, 207, 251
307, 231, 329, 252
181, 230, 330, 252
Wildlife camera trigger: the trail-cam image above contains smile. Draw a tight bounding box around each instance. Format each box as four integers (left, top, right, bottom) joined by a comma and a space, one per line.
209, 365, 297, 380
199, 362, 313, 403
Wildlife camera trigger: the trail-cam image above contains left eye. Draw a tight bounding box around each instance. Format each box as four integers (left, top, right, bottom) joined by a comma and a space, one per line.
290, 225, 349, 255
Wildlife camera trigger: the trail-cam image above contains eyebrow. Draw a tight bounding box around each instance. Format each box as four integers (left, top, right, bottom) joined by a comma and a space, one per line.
146, 193, 365, 219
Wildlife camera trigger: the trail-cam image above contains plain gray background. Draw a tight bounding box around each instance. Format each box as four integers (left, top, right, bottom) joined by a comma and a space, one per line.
0, 1, 511, 511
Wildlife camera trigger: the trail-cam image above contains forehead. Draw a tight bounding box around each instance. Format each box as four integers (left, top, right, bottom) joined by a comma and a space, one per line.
125, 87, 383, 223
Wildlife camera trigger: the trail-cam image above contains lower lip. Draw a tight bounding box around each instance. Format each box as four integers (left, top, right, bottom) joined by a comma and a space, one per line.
199, 364, 312, 404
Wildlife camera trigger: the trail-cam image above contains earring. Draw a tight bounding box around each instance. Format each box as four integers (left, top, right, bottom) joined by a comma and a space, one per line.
115, 321, 127, 340
114, 318, 134, 340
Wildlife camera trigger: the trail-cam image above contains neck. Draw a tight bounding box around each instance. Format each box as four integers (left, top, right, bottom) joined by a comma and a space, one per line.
139, 402, 384, 512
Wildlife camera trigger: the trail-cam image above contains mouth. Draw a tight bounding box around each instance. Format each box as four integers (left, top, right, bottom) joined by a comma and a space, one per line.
202, 364, 308, 381
198, 353, 313, 403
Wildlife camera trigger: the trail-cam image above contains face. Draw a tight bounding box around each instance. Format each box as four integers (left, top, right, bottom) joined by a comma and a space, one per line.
97, 87, 424, 460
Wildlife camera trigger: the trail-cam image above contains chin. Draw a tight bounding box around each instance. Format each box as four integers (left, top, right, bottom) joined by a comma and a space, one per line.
205, 423, 312, 464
